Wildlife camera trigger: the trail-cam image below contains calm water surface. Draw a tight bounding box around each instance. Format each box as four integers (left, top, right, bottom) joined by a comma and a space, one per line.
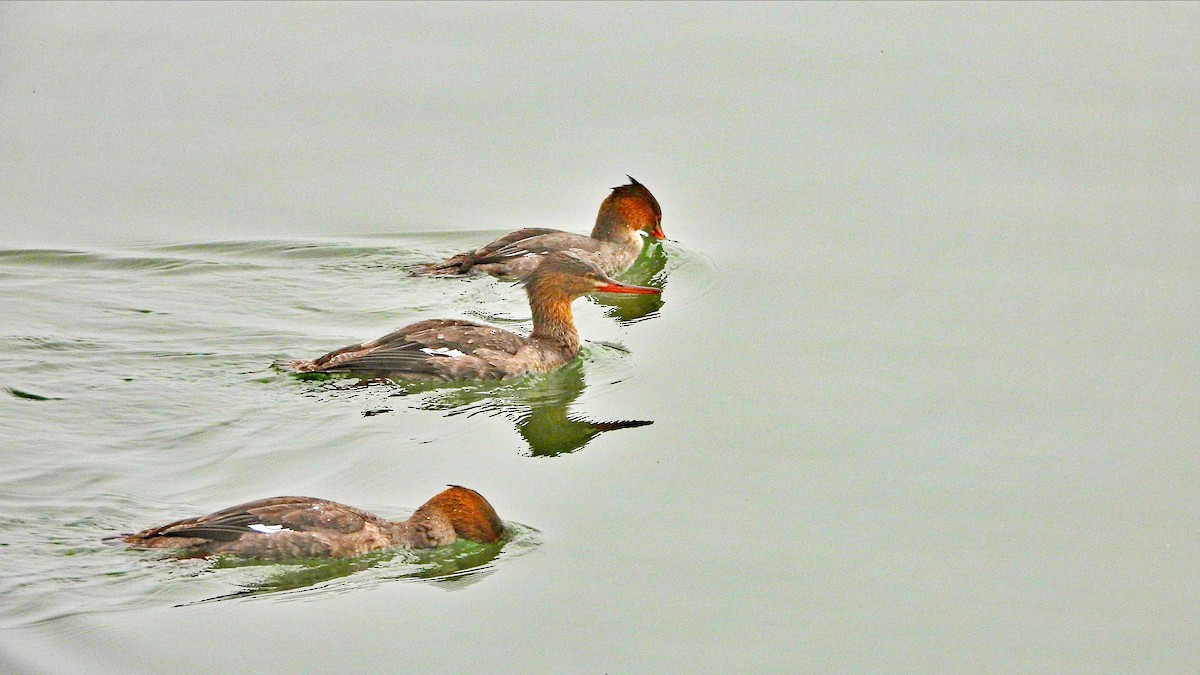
1, 3, 1198, 673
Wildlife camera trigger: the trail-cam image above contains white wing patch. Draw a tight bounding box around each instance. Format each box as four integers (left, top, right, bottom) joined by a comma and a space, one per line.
248, 523, 291, 534
421, 347, 466, 358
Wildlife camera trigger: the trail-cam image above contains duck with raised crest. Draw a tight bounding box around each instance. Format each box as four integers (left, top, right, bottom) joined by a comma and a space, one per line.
292, 251, 660, 380
421, 177, 665, 279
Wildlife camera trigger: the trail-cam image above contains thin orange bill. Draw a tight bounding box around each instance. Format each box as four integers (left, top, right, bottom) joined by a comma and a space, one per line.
595, 281, 660, 295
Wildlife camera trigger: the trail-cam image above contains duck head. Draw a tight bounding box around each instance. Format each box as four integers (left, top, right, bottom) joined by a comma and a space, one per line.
525, 251, 661, 301
400, 485, 506, 548
594, 176, 665, 240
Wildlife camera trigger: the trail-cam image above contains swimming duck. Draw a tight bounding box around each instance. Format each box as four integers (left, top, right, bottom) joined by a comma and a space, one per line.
421, 177, 665, 279
121, 486, 504, 560
292, 251, 659, 380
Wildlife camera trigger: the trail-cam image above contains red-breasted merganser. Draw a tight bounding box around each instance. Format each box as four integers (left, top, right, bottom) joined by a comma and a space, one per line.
121, 486, 504, 560
421, 176, 665, 279
292, 252, 660, 380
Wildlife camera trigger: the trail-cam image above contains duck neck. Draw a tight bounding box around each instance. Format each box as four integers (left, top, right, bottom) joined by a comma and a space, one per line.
390, 510, 455, 548
590, 202, 642, 244
527, 287, 581, 355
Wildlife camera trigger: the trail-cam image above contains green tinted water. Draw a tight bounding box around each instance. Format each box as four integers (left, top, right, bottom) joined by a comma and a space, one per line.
1, 3, 1197, 672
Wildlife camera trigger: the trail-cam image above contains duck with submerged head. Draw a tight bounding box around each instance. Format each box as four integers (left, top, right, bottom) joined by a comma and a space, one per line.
292, 251, 660, 380
120, 486, 504, 560
421, 176, 665, 279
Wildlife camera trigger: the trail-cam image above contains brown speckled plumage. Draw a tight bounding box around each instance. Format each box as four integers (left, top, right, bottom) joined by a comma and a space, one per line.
291, 252, 659, 380
420, 177, 665, 279
121, 486, 504, 560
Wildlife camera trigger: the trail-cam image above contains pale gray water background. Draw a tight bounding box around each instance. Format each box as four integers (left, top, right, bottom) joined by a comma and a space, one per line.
1, 2, 1198, 672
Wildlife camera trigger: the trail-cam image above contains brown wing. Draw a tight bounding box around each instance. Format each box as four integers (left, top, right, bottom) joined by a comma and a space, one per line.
421, 228, 565, 274
123, 497, 398, 559
466, 231, 605, 267
127, 497, 379, 543
298, 319, 529, 379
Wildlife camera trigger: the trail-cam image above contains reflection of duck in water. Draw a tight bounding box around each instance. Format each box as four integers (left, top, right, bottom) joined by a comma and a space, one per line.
419, 177, 665, 279
411, 359, 652, 457
120, 486, 503, 560
516, 403, 652, 458
183, 524, 532, 603
292, 252, 658, 380
588, 237, 670, 323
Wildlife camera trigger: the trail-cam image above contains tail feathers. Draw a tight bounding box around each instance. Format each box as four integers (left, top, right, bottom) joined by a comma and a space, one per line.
415, 253, 476, 276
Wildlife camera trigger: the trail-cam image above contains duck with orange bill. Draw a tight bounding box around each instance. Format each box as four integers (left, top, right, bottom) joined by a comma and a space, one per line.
293, 251, 660, 380
421, 176, 665, 279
